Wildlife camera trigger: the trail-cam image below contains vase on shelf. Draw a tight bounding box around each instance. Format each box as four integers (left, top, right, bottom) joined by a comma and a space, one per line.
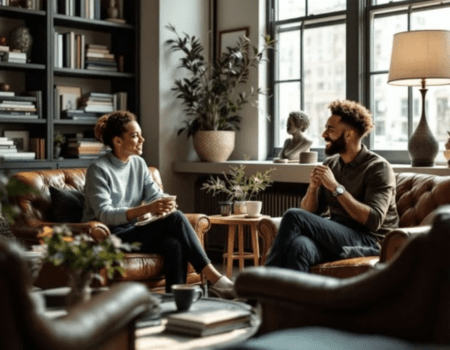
54, 144, 62, 159
66, 268, 94, 307
8, 26, 33, 62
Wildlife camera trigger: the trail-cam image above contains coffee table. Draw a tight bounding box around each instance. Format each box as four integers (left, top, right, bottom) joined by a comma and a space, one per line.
208, 214, 270, 278
135, 294, 260, 350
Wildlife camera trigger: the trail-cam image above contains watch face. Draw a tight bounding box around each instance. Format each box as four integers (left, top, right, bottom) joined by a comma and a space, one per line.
337, 186, 344, 194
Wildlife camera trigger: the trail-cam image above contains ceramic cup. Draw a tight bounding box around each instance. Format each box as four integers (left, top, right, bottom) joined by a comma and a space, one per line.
246, 201, 262, 217
299, 151, 318, 164
218, 201, 233, 216
172, 284, 203, 311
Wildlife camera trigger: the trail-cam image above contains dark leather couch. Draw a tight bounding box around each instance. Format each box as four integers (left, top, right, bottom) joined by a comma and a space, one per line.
9, 167, 210, 291
257, 172, 450, 277
233, 205, 450, 345
0, 237, 152, 350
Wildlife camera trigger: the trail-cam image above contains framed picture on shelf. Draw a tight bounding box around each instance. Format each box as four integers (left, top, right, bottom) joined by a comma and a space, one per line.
218, 27, 249, 57
4, 130, 29, 152
60, 93, 79, 111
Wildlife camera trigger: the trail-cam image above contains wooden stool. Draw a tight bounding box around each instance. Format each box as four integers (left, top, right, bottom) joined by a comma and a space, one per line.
208, 214, 270, 278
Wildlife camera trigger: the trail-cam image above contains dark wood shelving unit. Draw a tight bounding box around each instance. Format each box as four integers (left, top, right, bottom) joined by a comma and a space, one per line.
0, 0, 140, 171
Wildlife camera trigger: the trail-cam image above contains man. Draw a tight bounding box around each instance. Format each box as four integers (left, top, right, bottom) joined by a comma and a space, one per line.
266, 100, 399, 272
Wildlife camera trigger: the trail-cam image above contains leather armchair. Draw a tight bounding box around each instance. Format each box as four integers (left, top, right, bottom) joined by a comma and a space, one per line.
234, 205, 450, 344
9, 167, 210, 291
258, 172, 449, 277
0, 238, 152, 350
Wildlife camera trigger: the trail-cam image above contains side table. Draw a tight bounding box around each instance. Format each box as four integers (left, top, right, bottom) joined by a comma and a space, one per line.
208, 214, 270, 278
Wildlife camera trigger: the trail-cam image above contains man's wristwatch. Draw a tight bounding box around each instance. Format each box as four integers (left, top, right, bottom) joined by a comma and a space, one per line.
332, 185, 345, 197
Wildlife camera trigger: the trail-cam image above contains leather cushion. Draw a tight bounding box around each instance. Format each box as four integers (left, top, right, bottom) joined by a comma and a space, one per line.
49, 186, 84, 223
310, 256, 380, 278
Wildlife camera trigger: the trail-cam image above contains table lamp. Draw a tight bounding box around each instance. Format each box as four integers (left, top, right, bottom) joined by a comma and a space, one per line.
388, 30, 450, 167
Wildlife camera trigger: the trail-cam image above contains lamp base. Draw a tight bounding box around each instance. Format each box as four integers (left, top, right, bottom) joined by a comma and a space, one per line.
410, 160, 436, 167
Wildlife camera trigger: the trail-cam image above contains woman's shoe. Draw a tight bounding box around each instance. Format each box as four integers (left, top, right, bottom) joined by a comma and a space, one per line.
209, 276, 236, 299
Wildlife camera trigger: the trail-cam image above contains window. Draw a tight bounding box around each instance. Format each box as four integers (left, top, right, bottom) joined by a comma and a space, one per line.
269, 0, 346, 151
369, 1, 450, 156
268, 0, 450, 164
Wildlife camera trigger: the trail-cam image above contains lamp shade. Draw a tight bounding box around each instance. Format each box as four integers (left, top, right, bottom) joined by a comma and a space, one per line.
388, 30, 450, 86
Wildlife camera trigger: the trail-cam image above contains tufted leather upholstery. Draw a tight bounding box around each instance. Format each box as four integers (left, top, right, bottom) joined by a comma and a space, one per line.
234, 205, 450, 343
9, 167, 211, 292
258, 172, 450, 278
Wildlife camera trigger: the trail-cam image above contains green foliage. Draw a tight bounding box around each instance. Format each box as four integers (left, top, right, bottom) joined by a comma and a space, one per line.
201, 165, 275, 201
0, 174, 39, 224
54, 132, 66, 145
166, 24, 276, 138
39, 225, 140, 280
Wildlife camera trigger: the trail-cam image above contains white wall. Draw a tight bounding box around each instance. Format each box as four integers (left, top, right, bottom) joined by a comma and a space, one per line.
216, 0, 269, 161
141, 0, 209, 212
140, 0, 268, 211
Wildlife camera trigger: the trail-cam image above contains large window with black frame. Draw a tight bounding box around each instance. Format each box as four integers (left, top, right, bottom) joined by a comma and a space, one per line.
268, 0, 450, 164
268, 0, 346, 158
368, 0, 450, 164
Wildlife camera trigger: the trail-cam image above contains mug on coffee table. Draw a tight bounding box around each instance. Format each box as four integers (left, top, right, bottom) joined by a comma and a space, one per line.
172, 284, 203, 311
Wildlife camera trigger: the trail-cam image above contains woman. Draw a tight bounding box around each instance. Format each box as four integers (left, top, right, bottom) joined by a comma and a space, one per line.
273, 111, 312, 163
82, 110, 234, 297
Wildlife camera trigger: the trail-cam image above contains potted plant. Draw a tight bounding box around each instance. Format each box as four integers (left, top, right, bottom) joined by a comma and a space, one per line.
53, 132, 66, 159
201, 164, 275, 215
37, 225, 139, 307
166, 24, 275, 162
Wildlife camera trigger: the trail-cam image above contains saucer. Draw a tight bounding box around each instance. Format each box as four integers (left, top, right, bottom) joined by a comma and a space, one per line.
245, 214, 261, 218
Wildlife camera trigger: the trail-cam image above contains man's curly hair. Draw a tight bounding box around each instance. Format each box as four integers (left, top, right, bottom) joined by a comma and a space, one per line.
328, 100, 374, 137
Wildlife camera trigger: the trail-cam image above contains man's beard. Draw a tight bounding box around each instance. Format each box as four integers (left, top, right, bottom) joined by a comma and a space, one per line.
324, 133, 346, 156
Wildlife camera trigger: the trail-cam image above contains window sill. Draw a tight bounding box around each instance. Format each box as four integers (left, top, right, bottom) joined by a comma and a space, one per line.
173, 161, 450, 184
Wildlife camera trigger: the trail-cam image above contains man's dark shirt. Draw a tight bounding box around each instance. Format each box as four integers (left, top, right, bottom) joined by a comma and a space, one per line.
317, 144, 399, 242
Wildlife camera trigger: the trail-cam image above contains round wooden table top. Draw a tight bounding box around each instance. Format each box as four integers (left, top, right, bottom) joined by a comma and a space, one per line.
208, 214, 270, 225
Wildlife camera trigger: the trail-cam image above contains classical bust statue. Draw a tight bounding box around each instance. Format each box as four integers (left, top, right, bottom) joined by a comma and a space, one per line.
274, 111, 312, 163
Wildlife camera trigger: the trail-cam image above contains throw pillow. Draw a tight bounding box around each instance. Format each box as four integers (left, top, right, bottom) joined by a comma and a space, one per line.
49, 186, 85, 223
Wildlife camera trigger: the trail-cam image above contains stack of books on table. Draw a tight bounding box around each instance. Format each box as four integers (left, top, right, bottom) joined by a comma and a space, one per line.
3, 51, 27, 64
79, 92, 115, 114
65, 138, 107, 159
165, 308, 252, 337
0, 137, 35, 161
85, 44, 117, 72
0, 92, 41, 119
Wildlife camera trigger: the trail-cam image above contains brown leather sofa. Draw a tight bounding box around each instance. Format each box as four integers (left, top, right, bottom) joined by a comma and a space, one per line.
257, 172, 450, 277
9, 167, 211, 292
234, 204, 450, 344
0, 237, 153, 350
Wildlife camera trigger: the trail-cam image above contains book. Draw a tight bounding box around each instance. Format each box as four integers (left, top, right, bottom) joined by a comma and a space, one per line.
0, 152, 36, 160
165, 308, 252, 337
0, 91, 15, 97
22, 91, 43, 119
0, 45, 9, 52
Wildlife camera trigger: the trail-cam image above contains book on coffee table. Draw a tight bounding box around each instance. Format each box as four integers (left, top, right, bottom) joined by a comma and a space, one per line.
165, 308, 252, 337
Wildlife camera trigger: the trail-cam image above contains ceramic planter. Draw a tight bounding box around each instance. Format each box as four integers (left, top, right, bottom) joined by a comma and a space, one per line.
193, 130, 235, 162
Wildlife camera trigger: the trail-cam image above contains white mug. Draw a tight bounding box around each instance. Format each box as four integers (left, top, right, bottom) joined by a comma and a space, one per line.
246, 201, 262, 217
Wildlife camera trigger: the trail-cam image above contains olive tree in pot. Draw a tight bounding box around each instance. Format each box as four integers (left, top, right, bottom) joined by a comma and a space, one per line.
166, 24, 275, 162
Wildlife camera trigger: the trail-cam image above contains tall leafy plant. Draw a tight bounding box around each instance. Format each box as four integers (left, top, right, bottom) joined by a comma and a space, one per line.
166, 24, 275, 138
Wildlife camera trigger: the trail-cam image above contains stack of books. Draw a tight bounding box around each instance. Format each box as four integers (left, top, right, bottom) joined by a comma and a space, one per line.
0, 137, 35, 161
0, 92, 41, 119
165, 308, 252, 337
79, 92, 115, 114
56, 0, 101, 20
85, 44, 117, 72
0, 45, 9, 62
3, 51, 26, 64
65, 137, 106, 159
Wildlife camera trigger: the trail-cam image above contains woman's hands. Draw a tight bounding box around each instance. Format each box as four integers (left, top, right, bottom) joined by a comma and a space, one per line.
145, 197, 177, 216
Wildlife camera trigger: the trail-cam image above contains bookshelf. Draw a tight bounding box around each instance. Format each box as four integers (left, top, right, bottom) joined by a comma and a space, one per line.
0, 0, 139, 171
